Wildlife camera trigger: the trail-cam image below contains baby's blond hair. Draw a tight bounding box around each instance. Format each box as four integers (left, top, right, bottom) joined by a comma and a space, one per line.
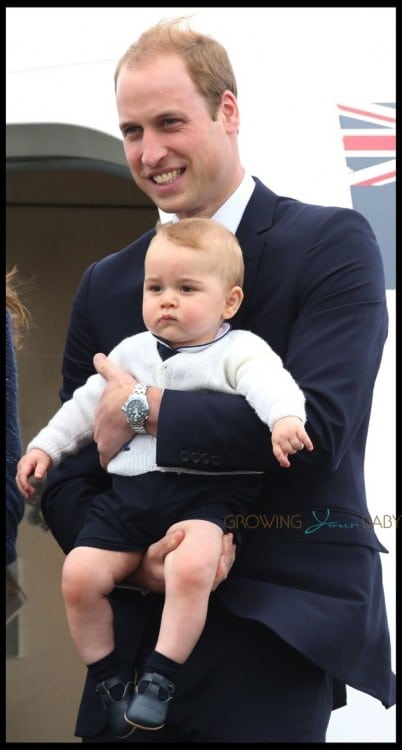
153, 217, 244, 289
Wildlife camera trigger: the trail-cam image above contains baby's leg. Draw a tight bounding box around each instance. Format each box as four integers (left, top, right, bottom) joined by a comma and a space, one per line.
62, 546, 142, 664
155, 519, 223, 663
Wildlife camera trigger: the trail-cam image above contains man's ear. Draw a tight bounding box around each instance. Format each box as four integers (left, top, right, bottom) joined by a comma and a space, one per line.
220, 90, 240, 134
224, 286, 244, 320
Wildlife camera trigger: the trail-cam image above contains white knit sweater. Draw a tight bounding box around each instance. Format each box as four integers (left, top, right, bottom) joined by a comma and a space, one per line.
28, 327, 306, 476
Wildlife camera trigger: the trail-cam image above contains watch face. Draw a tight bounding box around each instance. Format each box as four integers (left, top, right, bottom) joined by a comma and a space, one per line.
126, 398, 148, 423
122, 387, 149, 433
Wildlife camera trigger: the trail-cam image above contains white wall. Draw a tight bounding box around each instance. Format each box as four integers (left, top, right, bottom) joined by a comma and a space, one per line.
6, 7, 396, 742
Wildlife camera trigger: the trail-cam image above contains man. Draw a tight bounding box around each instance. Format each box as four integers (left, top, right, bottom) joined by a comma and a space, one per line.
42, 17, 395, 743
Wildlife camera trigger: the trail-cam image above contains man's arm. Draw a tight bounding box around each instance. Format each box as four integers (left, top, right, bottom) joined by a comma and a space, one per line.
92, 353, 273, 471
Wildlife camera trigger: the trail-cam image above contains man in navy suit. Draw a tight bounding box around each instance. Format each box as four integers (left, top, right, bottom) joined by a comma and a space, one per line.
41, 17, 395, 743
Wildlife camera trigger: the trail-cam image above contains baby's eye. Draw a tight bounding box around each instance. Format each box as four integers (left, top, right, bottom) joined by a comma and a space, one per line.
181, 285, 193, 293
149, 284, 162, 293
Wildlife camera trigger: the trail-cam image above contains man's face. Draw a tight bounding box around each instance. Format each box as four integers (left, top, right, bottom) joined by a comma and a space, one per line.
116, 54, 240, 218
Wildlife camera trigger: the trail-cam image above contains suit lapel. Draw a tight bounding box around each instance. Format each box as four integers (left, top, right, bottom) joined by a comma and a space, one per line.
234, 178, 278, 327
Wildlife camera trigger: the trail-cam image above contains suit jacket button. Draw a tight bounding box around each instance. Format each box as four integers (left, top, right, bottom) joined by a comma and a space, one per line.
201, 453, 210, 464
179, 450, 190, 463
190, 451, 200, 464
211, 454, 221, 467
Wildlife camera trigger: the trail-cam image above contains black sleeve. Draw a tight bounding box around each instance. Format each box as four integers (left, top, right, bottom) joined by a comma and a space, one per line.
156, 390, 274, 473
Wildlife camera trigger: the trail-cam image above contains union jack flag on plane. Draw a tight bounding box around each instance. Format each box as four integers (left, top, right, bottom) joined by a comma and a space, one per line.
337, 102, 395, 289
337, 102, 396, 187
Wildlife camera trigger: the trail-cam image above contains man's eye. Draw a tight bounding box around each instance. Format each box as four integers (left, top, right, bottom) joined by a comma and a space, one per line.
122, 125, 141, 139
161, 118, 181, 128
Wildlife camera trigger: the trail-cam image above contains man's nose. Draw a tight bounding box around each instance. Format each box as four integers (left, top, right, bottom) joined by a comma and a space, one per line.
141, 131, 168, 166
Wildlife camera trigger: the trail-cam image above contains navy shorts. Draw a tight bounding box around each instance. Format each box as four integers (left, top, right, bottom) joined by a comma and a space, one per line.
74, 471, 261, 551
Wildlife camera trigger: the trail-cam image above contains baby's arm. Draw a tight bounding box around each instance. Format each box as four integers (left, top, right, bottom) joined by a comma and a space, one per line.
271, 416, 314, 468
16, 449, 52, 499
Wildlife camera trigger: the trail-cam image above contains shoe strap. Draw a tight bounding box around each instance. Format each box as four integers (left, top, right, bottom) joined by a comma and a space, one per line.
96, 675, 123, 698
139, 671, 175, 696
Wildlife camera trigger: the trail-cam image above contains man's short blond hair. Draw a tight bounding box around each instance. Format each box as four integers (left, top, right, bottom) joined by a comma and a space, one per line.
114, 16, 237, 120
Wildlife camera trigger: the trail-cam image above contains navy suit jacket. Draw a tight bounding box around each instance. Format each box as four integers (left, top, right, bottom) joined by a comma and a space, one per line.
42, 178, 395, 734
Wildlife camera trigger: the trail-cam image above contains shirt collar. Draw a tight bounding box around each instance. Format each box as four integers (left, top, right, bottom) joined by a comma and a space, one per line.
211, 173, 255, 233
155, 322, 231, 360
158, 173, 255, 233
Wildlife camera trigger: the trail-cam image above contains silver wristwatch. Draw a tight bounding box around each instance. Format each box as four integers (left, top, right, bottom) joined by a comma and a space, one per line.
121, 383, 149, 433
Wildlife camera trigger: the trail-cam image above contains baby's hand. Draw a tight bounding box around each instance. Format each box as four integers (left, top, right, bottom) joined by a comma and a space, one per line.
16, 449, 52, 499
271, 416, 314, 468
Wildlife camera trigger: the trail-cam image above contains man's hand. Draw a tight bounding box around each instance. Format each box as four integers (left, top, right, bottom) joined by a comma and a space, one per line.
93, 353, 163, 467
123, 530, 237, 594
92, 353, 136, 467
125, 529, 186, 593
212, 532, 236, 591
